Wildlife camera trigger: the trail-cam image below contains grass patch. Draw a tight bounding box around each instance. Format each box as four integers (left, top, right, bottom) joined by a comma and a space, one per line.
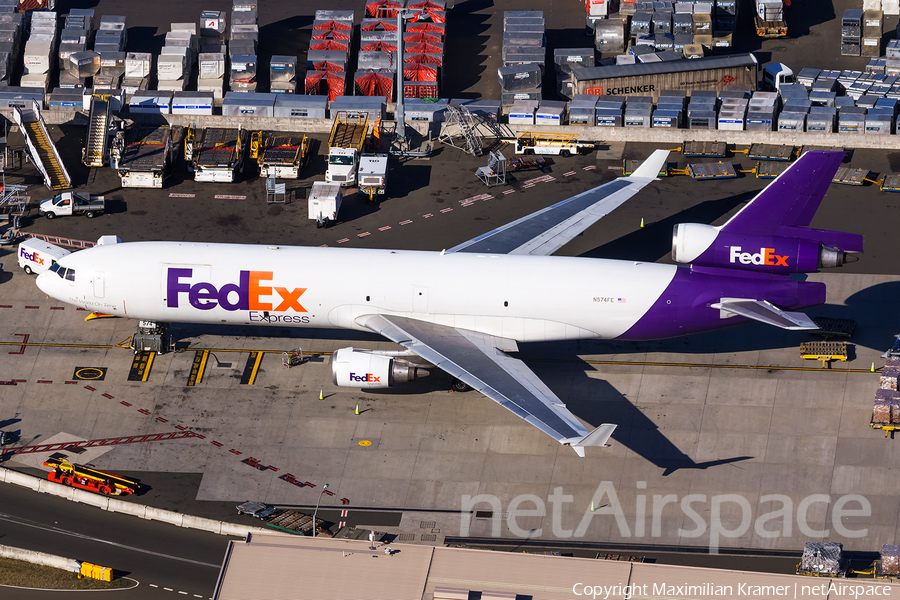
0, 557, 132, 590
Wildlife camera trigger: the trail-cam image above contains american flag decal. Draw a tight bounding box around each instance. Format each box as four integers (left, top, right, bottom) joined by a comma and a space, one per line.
617, 298, 626, 303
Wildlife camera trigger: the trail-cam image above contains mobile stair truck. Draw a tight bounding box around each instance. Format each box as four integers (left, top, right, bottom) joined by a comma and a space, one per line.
325, 111, 369, 187
358, 154, 388, 202
82, 95, 113, 167
13, 99, 71, 191
39, 192, 105, 219
308, 182, 342, 228
185, 126, 247, 183
110, 125, 176, 188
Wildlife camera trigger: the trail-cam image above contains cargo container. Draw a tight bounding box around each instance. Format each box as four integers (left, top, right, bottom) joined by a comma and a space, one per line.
573, 53, 757, 102
273, 95, 327, 119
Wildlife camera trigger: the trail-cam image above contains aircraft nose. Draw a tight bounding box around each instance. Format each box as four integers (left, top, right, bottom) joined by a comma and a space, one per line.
35, 271, 55, 296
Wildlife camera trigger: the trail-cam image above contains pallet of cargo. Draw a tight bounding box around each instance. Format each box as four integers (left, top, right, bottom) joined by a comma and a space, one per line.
623, 159, 667, 177
799, 144, 844, 157
811, 317, 857, 339
747, 143, 793, 161
800, 341, 849, 367
755, 161, 789, 179
682, 141, 726, 158
880, 174, 900, 192
832, 166, 867, 186
687, 161, 736, 180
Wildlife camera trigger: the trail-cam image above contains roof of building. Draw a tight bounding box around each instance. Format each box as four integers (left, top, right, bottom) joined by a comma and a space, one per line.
214, 534, 900, 600
573, 53, 758, 82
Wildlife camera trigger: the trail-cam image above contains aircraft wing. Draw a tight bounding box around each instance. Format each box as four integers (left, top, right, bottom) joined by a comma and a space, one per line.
445, 149, 669, 256
361, 313, 616, 457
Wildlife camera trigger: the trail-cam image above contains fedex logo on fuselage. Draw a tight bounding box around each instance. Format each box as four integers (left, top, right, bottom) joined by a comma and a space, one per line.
19, 248, 44, 265
350, 372, 380, 383
729, 246, 789, 267
166, 268, 307, 312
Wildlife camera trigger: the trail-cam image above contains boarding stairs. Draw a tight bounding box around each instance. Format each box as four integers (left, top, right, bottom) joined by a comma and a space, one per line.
13, 99, 71, 191
83, 95, 112, 167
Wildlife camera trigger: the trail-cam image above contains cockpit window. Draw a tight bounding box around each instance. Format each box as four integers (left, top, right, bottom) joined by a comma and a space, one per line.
48, 263, 61, 273
65, 269, 75, 281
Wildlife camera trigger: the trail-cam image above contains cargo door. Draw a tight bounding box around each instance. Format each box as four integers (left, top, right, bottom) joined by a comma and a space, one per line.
93, 272, 105, 298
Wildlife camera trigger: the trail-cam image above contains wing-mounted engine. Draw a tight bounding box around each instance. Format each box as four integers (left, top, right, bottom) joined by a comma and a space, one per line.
332, 347, 429, 389
672, 223, 861, 274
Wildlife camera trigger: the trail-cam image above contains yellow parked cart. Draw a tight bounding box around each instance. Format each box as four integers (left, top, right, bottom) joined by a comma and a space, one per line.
800, 341, 848, 368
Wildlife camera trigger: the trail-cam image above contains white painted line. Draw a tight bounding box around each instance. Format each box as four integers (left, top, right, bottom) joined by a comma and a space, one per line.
423, 213, 433, 218
522, 184, 534, 189
214, 195, 246, 199
378, 226, 391, 231
151, 584, 159, 588
563, 171, 576, 176
358, 232, 371, 237
168, 193, 195, 198
502, 189, 515, 195
337, 238, 350, 243
164, 588, 174, 592
583, 165, 596, 170
194, 596, 203, 599
440, 208, 453, 213
545, 177, 556, 181
179, 592, 189, 595
399, 219, 413, 225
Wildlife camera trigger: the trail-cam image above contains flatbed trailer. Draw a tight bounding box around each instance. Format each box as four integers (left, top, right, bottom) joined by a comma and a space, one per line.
811, 317, 857, 339
44, 457, 140, 495
880, 174, 900, 192
682, 141, 727, 158
263, 508, 331, 536
623, 159, 668, 177
259, 134, 310, 179
755, 161, 789, 179
687, 161, 736, 180
748, 143, 793, 161
112, 125, 176, 189
800, 341, 849, 367
187, 127, 247, 183
799, 144, 844, 157
832, 166, 867, 186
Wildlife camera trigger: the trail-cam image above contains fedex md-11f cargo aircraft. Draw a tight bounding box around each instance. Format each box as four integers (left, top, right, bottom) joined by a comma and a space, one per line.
36, 150, 862, 456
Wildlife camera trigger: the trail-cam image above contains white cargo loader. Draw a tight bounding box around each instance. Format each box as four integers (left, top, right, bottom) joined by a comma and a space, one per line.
358, 155, 388, 202
18, 238, 71, 275
308, 182, 342, 228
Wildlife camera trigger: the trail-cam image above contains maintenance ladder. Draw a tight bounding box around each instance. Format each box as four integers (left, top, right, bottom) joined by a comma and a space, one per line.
83, 95, 111, 167
14, 100, 71, 191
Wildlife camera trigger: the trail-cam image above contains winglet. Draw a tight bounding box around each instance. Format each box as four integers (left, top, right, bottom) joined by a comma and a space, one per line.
565, 423, 617, 457
628, 149, 669, 180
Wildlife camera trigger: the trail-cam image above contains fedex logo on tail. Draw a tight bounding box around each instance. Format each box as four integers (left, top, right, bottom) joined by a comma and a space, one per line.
349, 372, 380, 383
729, 246, 789, 267
20, 247, 44, 265
166, 268, 307, 312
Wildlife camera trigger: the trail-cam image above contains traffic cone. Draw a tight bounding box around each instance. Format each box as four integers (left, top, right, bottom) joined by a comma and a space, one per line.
590, 501, 595, 512
319, 390, 324, 400
871, 363, 876, 372
355, 404, 360, 415
640, 218, 644, 228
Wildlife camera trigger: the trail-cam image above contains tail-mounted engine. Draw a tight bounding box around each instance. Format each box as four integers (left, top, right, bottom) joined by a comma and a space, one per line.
672, 223, 861, 274
332, 348, 430, 389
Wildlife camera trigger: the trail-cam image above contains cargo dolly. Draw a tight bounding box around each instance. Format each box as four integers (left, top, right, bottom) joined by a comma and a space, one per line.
811, 317, 856, 340
747, 143, 793, 161
800, 341, 849, 368
832, 166, 867, 186
623, 159, 668, 177
507, 155, 547, 172
755, 161, 789, 179
686, 161, 736, 180
681, 140, 726, 158
879, 174, 900, 192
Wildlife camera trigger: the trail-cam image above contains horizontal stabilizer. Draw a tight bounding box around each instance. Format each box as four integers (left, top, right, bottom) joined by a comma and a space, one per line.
564, 423, 618, 457
711, 298, 819, 330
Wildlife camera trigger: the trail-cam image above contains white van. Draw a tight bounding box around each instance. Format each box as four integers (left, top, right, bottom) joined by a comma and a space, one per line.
17, 238, 71, 275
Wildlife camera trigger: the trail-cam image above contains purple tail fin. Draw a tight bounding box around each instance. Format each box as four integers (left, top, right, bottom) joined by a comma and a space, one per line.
722, 151, 845, 235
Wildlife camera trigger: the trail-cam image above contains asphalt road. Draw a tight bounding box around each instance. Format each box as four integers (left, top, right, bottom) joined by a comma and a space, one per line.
0, 482, 234, 598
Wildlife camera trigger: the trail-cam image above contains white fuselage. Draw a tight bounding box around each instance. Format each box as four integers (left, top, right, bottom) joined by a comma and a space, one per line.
37, 242, 678, 342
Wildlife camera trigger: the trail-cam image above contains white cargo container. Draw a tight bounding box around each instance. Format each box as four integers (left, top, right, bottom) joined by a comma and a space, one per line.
308, 182, 342, 227
24, 41, 53, 74
157, 54, 187, 80
199, 53, 226, 79
125, 52, 152, 78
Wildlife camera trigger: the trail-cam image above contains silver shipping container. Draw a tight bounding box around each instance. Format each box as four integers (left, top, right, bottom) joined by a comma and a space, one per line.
273, 94, 327, 119
797, 67, 820, 88
509, 100, 538, 125
554, 48, 594, 74
57, 70, 85, 89
594, 18, 626, 54
502, 47, 546, 72
49, 89, 87, 110
616, 54, 636, 65
270, 55, 296, 83
746, 110, 775, 131
838, 108, 866, 133
222, 91, 275, 117
452, 98, 501, 120
717, 109, 744, 130
596, 107, 623, 126
126, 52, 152, 79
358, 51, 398, 72
158, 53, 187, 80
809, 90, 836, 107
24, 41, 53, 74
330, 95, 386, 120
865, 108, 894, 133
306, 50, 347, 72
129, 91, 173, 114
229, 40, 258, 56
688, 110, 717, 129
502, 31, 544, 47
624, 106, 652, 127
404, 98, 448, 122
232, 11, 258, 26
569, 94, 598, 124
201, 11, 226, 36
61, 29, 89, 45
536, 100, 567, 125
314, 9, 354, 22
67, 51, 100, 78
499, 64, 542, 91
652, 108, 680, 127
501, 88, 541, 104
69, 8, 94, 30
172, 91, 214, 115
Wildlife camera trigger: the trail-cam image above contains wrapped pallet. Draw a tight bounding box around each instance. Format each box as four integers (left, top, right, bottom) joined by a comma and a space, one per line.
800, 542, 844, 576
873, 397, 890, 424
883, 545, 900, 576
881, 364, 899, 389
